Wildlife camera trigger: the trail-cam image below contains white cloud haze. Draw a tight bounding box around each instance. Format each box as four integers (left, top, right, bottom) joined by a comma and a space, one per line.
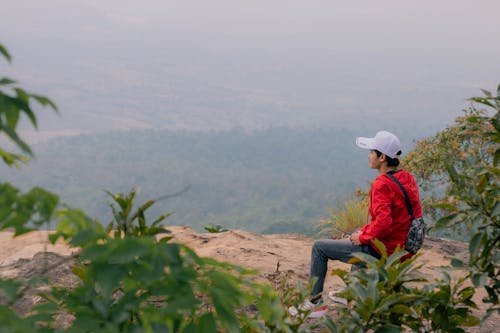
1, 0, 499, 136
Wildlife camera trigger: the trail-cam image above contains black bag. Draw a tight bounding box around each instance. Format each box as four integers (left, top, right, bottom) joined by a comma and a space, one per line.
405, 216, 426, 253
386, 172, 425, 254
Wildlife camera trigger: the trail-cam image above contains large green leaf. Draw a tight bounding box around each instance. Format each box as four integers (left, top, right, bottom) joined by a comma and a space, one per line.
107, 238, 151, 264
70, 229, 104, 247
80, 243, 108, 261
0, 77, 15, 85
0, 125, 32, 155
92, 263, 128, 299
0, 148, 19, 166
2, 103, 20, 129
432, 202, 458, 211
469, 232, 484, 259
31, 94, 58, 112
0, 44, 11, 62
374, 325, 402, 333
0, 279, 21, 302
195, 314, 217, 333
51, 207, 106, 244
434, 213, 459, 229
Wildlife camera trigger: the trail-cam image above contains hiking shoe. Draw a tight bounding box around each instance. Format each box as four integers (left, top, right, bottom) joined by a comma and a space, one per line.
327, 291, 348, 305
288, 299, 328, 318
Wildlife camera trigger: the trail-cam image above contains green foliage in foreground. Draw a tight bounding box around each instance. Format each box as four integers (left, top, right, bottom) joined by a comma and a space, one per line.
0, 188, 488, 333
406, 86, 500, 316
0, 189, 294, 332
45, 191, 293, 332
439, 90, 499, 316
0, 183, 58, 235
0, 45, 57, 167
326, 241, 479, 333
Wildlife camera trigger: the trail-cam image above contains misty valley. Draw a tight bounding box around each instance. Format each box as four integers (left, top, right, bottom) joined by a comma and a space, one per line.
3, 127, 381, 234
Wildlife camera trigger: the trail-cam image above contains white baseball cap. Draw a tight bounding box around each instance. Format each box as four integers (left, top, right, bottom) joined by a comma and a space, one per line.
355, 131, 402, 159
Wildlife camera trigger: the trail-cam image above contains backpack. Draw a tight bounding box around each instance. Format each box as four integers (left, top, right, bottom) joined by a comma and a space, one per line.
386, 172, 426, 254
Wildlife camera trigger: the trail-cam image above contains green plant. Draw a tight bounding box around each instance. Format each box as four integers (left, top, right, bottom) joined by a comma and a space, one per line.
439, 89, 499, 316
325, 241, 479, 333
105, 188, 173, 238
418, 271, 479, 332
266, 269, 320, 332
204, 223, 228, 233
0, 183, 59, 235
325, 242, 426, 332
0, 42, 61, 333
0, 44, 57, 167
0, 43, 60, 235
316, 198, 368, 238
46, 189, 295, 332
406, 85, 499, 317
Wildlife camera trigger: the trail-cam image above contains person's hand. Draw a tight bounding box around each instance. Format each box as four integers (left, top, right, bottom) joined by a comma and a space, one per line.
349, 231, 361, 245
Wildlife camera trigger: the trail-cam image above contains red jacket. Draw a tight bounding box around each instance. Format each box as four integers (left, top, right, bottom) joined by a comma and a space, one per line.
359, 169, 422, 256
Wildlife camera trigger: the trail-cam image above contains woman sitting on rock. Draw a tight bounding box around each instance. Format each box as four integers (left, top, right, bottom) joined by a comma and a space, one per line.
292, 130, 423, 318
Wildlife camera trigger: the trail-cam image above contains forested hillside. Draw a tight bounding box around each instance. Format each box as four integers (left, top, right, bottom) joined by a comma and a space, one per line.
2, 127, 375, 233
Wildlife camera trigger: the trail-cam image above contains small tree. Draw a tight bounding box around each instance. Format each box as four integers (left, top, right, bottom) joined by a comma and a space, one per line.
405, 86, 500, 317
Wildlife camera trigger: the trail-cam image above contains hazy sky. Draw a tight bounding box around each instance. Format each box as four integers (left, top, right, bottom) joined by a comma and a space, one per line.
1, 0, 500, 138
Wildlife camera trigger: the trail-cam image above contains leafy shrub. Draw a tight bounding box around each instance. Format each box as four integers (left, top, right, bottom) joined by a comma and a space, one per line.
325, 241, 479, 333
418, 271, 479, 332
0, 45, 57, 167
0, 42, 61, 333
49, 189, 300, 332
1, 185, 299, 333
406, 86, 499, 317
266, 269, 322, 331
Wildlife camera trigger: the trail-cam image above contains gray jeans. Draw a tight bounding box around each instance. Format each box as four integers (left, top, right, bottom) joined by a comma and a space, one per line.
310, 239, 380, 297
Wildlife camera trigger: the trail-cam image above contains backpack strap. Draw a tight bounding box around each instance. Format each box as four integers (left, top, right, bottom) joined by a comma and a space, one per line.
385, 171, 414, 220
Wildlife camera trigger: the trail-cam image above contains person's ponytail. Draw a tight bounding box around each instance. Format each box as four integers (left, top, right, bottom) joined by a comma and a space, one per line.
375, 150, 401, 167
